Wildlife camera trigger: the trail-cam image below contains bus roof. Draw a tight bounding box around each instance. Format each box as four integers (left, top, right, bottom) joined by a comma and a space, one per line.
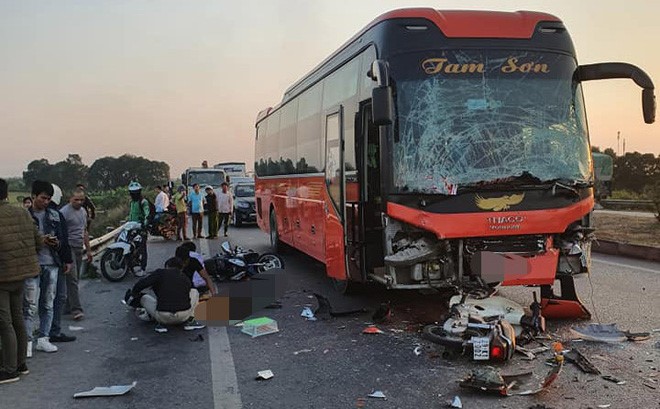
281, 8, 561, 101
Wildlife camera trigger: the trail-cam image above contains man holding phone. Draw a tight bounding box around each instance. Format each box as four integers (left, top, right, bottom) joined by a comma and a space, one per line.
24, 181, 72, 355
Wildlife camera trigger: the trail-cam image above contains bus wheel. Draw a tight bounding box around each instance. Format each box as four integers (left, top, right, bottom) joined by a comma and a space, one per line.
269, 209, 285, 253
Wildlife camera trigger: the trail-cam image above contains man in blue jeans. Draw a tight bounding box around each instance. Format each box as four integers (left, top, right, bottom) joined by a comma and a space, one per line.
24, 181, 72, 355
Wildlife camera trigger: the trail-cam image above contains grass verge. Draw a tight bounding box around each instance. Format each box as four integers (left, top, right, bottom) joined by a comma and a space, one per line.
593, 212, 660, 247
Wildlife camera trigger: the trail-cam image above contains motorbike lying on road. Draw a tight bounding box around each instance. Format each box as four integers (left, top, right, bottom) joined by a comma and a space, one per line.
204, 241, 284, 281
100, 221, 147, 282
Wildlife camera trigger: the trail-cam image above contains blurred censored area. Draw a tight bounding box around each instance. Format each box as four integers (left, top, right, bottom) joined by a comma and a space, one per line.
194, 270, 286, 326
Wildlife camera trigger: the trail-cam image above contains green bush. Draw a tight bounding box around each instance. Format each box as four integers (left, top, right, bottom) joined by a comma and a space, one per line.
610, 190, 648, 200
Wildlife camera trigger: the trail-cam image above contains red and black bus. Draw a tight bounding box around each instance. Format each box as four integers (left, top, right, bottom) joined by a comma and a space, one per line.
254, 8, 655, 318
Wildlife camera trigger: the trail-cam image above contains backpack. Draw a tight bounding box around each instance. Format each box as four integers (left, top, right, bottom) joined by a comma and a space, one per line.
139, 198, 156, 226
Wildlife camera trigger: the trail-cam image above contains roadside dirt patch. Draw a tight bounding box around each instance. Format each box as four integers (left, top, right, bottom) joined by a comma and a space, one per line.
593, 213, 660, 247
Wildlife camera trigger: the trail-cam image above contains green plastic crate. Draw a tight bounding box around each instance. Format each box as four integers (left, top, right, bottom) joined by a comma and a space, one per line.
241, 317, 279, 338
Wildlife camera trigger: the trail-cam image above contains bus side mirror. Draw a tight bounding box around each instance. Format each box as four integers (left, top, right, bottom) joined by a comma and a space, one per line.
372, 86, 393, 126
642, 88, 656, 124
577, 62, 656, 124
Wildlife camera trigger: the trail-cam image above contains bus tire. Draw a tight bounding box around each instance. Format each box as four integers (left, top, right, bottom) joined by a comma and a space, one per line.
269, 208, 286, 254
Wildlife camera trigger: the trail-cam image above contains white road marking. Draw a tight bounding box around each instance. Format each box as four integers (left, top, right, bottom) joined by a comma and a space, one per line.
200, 239, 243, 409
592, 256, 659, 274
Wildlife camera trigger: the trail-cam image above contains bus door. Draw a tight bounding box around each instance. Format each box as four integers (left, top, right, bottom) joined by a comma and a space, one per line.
346, 102, 384, 280
324, 106, 348, 281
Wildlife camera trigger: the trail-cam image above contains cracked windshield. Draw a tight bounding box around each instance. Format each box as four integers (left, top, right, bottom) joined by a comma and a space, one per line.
392, 50, 591, 194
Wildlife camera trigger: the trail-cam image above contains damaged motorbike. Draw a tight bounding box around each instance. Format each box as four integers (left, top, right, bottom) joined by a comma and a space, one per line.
204, 241, 284, 281
422, 291, 545, 362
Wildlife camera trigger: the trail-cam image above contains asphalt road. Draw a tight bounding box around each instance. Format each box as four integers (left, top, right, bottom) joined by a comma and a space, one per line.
3, 223, 659, 409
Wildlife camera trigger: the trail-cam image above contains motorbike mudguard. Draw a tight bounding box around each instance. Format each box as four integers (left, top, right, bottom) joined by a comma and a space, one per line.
107, 242, 132, 256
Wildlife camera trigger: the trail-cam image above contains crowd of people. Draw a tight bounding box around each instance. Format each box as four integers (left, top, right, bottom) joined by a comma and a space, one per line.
1, 177, 233, 384
0, 179, 95, 384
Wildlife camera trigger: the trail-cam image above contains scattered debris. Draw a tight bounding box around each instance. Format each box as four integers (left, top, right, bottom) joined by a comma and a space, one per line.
597, 405, 611, 408
460, 351, 565, 396
293, 349, 313, 355
313, 293, 366, 320
301, 307, 317, 321
362, 325, 384, 335
234, 321, 244, 327
73, 381, 137, 398
241, 317, 279, 338
256, 370, 274, 380
68, 326, 84, 331
130, 337, 139, 341
449, 395, 463, 408
389, 329, 404, 334
571, 324, 627, 343
265, 301, 283, 309
323, 349, 330, 354
565, 349, 601, 375
624, 331, 651, 342
368, 391, 386, 399
372, 302, 392, 324
643, 382, 657, 390
601, 375, 626, 385
189, 334, 204, 342
414, 346, 423, 356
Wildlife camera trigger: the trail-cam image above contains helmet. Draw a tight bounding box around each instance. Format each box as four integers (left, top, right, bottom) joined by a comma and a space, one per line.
51, 184, 63, 206
128, 181, 142, 192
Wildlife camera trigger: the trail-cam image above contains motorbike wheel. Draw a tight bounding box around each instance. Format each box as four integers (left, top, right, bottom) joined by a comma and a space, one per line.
100, 248, 129, 282
421, 325, 466, 349
256, 253, 284, 273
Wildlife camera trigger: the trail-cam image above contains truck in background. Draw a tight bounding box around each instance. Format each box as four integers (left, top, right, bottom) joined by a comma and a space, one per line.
592, 152, 614, 200
181, 167, 227, 194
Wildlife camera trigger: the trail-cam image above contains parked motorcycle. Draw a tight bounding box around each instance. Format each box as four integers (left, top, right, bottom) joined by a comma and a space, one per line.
204, 241, 284, 281
100, 221, 147, 282
149, 205, 177, 240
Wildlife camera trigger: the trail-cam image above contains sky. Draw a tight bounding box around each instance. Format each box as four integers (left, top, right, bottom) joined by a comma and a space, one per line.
1, 0, 659, 178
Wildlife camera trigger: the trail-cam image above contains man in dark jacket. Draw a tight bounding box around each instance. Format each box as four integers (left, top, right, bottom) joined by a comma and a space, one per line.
204, 186, 218, 239
24, 180, 73, 355
0, 178, 41, 384
128, 257, 205, 333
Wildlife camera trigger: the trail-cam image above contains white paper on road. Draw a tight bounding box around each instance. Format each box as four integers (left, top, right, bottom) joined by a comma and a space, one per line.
73, 381, 137, 398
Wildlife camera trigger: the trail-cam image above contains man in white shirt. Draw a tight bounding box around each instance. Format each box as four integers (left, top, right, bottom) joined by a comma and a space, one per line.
217, 182, 233, 237
154, 186, 170, 213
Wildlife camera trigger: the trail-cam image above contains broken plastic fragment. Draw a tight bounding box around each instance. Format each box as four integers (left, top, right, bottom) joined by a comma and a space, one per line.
68, 326, 84, 331
571, 324, 627, 343
301, 307, 317, 321
368, 391, 386, 399
130, 337, 138, 341
414, 346, 423, 356
624, 331, 651, 342
293, 349, 313, 355
450, 396, 463, 408
256, 370, 274, 380
362, 325, 384, 334
601, 375, 626, 385
565, 349, 600, 375
73, 381, 137, 398
597, 405, 611, 408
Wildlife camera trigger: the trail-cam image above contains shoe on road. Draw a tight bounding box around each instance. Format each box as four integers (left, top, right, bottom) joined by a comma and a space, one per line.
49, 333, 76, 343
0, 371, 19, 384
35, 337, 58, 353
155, 324, 168, 333
183, 317, 206, 331
17, 364, 29, 376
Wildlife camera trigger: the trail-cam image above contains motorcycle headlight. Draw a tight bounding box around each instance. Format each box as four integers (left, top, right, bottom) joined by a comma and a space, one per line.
237, 202, 250, 209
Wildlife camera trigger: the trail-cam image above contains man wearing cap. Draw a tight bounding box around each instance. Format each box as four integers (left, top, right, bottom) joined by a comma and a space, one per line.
204, 186, 219, 239
174, 186, 188, 241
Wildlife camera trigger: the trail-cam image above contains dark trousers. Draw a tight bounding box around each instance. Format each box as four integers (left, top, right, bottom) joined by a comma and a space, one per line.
208, 211, 219, 238
192, 213, 203, 237
219, 213, 230, 235
0, 281, 27, 373
66, 247, 84, 314
176, 212, 188, 239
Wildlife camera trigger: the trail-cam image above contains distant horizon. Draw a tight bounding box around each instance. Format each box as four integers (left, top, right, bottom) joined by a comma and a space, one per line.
1, 1, 658, 178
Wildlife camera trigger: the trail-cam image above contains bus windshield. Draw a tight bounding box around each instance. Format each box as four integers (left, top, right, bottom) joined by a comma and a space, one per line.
390, 50, 591, 194
187, 171, 224, 187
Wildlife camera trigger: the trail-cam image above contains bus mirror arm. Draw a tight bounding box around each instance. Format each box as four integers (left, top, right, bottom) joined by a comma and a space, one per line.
577, 62, 656, 124
369, 60, 390, 87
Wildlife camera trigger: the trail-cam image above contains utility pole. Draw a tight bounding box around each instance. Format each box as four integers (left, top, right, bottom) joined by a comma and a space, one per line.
623, 138, 626, 155
617, 131, 621, 156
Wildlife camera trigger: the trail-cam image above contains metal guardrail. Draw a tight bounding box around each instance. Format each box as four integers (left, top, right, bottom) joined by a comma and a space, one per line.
89, 223, 126, 257
600, 199, 655, 211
